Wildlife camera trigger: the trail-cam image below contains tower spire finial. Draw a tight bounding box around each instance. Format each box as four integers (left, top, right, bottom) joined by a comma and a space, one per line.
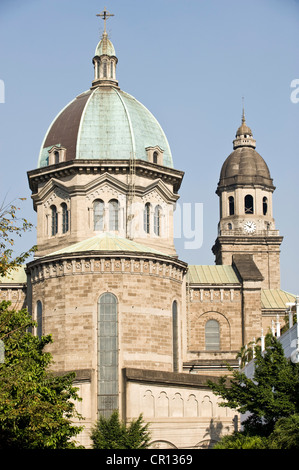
242, 96, 245, 123
96, 7, 114, 34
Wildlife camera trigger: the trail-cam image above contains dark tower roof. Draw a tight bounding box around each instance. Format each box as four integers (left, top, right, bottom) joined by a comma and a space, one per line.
217, 112, 275, 193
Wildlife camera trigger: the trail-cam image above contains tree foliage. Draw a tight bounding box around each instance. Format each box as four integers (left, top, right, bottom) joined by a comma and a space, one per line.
0, 198, 36, 278
208, 334, 299, 437
0, 301, 84, 448
213, 432, 268, 449
90, 410, 151, 449
268, 414, 299, 449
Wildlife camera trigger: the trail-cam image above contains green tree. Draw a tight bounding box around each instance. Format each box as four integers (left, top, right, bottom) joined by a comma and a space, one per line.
208, 334, 299, 437
268, 414, 299, 449
90, 410, 151, 449
0, 300, 84, 448
213, 432, 268, 449
0, 198, 36, 278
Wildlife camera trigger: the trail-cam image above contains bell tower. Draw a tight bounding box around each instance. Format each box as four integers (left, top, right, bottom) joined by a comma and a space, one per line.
212, 110, 283, 289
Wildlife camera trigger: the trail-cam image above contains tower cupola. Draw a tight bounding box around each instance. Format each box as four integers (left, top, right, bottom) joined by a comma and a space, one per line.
233, 108, 256, 150
92, 8, 118, 88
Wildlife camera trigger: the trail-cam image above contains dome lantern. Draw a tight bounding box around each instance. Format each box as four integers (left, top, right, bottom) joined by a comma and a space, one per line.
233, 106, 256, 150
92, 8, 118, 88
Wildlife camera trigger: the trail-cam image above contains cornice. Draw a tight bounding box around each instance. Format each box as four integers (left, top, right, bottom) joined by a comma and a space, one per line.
27, 159, 184, 194
26, 251, 188, 284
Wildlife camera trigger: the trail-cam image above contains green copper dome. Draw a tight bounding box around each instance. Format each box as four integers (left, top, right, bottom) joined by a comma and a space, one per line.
38, 87, 173, 168
37, 33, 173, 169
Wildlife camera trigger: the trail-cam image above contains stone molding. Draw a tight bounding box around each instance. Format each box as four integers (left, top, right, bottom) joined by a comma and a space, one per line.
28, 159, 185, 196
26, 252, 188, 284
123, 367, 228, 389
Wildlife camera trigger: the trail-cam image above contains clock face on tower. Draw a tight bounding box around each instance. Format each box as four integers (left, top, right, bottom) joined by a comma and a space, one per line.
243, 221, 256, 234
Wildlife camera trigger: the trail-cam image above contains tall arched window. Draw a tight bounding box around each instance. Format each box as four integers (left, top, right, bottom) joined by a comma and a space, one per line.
36, 300, 42, 339
61, 203, 69, 233
172, 301, 179, 372
97, 293, 118, 418
153, 151, 158, 164
244, 194, 254, 214
228, 196, 234, 216
154, 205, 162, 236
205, 319, 220, 351
144, 202, 150, 234
103, 60, 107, 78
94, 199, 104, 231
263, 196, 268, 216
54, 151, 59, 164
50, 205, 58, 236
109, 199, 119, 231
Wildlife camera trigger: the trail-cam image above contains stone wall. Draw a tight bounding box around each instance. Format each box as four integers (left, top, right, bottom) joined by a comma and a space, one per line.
124, 368, 237, 449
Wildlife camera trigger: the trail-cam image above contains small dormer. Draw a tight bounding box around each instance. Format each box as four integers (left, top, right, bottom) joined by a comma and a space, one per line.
146, 146, 164, 166
48, 145, 67, 166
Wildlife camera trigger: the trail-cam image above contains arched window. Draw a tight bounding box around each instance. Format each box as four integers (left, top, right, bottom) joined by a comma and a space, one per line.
144, 202, 150, 234
172, 301, 179, 372
36, 300, 42, 339
54, 151, 59, 164
205, 319, 220, 351
228, 196, 234, 216
228, 223, 232, 230
61, 203, 69, 233
153, 151, 158, 164
103, 60, 107, 78
263, 196, 268, 216
94, 199, 104, 231
109, 199, 119, 231
244, 194, 254, 214
110, 61, 114, 79
97, 293, 118, 417
50, 205, 58, 236
154, 205, 162, 236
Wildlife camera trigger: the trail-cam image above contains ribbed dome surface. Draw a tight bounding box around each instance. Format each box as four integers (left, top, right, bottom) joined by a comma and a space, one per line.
95, 33, 115, 56
218, 146, 274, 190
38, 86, 173, 168
236, 121, 252, 137
220, 147, 270, 179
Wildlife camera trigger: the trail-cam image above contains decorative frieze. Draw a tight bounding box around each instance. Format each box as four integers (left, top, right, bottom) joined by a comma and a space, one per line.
27, 254, 186, 284
188, 287, 240, 303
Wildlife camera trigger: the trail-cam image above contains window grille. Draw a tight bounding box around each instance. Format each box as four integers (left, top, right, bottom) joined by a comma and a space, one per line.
205, 319, 220, 351
97, 293, 118, 417
94, 200, 104, 231
109, 199, 119, 231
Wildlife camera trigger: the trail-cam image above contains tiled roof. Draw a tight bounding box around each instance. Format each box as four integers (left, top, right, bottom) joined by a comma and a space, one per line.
187, 265, 240, 285
261, 289, 296, 309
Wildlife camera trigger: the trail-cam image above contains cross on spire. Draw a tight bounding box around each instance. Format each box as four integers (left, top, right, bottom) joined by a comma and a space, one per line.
96, 7, 114, 33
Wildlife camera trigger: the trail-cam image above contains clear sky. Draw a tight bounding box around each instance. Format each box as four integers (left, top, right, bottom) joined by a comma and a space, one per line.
0, 0, 298, 293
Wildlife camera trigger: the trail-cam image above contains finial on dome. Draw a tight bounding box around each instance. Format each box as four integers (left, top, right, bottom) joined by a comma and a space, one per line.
233, 101, 256, 149
242, 96, 246, 123
96, 7, 114, 34
92, 8, 119, 89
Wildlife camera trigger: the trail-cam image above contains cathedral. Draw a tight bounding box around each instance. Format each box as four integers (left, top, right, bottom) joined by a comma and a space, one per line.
0, 13, 295, 448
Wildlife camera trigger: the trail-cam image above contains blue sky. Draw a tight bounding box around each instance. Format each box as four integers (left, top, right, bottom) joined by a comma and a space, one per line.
0, 0, 298, 293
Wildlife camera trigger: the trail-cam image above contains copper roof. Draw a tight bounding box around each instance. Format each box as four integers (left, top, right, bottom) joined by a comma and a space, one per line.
187, 265, 240, 285
43, 90, 92, 163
